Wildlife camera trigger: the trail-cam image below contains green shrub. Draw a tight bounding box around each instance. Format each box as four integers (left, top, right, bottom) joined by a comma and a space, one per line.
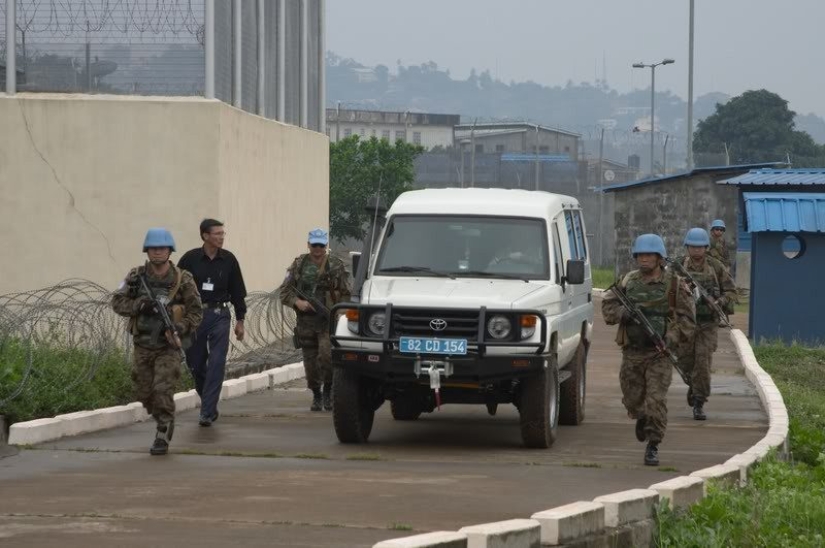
0, 338, 193, 424
656, 343, 825, 546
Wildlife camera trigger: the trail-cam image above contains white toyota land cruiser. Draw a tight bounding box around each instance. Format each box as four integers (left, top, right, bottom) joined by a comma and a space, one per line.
330, 188, 594, 448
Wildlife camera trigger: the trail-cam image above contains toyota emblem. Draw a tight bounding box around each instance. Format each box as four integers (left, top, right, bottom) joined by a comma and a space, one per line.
429, 318, 448, 331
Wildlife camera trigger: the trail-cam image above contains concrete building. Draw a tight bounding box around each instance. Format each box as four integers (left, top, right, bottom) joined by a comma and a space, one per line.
326, 108, 460, 149
454, 122, 580, 159
602, 163, 784, 278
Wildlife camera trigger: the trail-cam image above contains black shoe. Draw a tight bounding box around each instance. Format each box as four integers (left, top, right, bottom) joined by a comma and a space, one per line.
310, 390, 323, 412
322, 389, 333, 411
644, 443, 659, 466
211, 410, 220, 423
199, 414, 212, 427
635, 417, 646, 442
150, 438, 168, 456
693, 404, 707, 421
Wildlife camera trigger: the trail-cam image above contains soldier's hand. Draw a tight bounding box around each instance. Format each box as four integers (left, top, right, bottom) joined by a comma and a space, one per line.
295, 299, 315, 313
234, 321, 245, 341
135, 298, 156, 315
165, 328, 182, 349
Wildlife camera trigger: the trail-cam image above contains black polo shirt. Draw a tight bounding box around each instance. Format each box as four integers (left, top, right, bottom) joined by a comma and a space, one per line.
178, 247, 247, 320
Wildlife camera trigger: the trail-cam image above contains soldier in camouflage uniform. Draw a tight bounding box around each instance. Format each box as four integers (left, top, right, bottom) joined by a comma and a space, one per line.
602, 234, 695, 466
708, 219, 732, 271
673, 228, 737, 421
111, 228, 203, 455
279, 228, 351, 411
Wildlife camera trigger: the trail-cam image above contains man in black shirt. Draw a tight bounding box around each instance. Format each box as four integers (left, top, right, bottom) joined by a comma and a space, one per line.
178, 218, 247, 427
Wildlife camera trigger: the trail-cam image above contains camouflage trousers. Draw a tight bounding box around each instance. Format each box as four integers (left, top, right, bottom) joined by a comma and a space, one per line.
620, 348, 673, 444
132, 345, 181, 428
677, 321, 718, 405
296, 319, 332, 392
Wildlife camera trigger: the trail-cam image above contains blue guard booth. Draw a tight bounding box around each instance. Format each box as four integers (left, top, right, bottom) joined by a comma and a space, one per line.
744, 192, 825, 344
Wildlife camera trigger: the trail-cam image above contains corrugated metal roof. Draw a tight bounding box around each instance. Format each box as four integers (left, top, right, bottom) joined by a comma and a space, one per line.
601, 162, 785, 193
743, 192, 825, 232
718, 168, 825, 186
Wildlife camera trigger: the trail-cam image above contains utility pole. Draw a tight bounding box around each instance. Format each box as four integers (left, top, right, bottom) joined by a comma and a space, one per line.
470, 118, 477, 187
687, 0, 695, 169
598, 126, 605, 267
534, 124, 540, 190
6, 0, 16, 94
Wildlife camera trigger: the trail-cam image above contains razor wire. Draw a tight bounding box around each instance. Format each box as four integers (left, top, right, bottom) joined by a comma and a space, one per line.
0, 279, 301, 410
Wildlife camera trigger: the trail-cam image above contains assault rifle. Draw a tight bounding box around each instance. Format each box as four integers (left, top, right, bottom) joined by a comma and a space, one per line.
665, 257, 733, 329
291, 286, 332, 320
139, 274, 188, 365
607, 282, 690, 385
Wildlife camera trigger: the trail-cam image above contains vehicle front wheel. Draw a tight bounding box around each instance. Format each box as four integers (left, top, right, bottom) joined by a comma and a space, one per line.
332, 369, 376, 443
519, 357, 560, 448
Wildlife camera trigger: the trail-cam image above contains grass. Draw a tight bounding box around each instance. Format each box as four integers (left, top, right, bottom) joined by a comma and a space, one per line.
388, 523, 413, 531
655, 343, 825, 547
0, 336, 193, 424
591, 267, 617, 289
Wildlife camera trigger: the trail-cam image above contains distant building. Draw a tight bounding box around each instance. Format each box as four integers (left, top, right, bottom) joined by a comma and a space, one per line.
325, 108, 460, 149
453, 122, 580, 159
585, 158, 639, 189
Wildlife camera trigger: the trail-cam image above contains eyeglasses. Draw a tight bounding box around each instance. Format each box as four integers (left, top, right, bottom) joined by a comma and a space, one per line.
310, 243, 327, 248
711, 228, 725, 232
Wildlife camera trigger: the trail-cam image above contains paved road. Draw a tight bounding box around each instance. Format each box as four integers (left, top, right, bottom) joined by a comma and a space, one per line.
0, 306, 766, 547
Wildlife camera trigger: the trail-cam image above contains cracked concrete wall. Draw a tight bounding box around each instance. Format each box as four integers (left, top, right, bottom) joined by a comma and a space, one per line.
0, 94, 328, 295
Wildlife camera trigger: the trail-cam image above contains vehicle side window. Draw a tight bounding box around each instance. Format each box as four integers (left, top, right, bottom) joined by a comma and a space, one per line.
563, 211, 579, 260
552, 222, 564, 284
572, 210, 587, 260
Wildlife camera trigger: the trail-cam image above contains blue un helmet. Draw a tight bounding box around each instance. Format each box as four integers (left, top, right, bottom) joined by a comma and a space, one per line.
684, 227, 710, 247
710, 219, 726, 231
142, 228, 176, 252
631, 233, 667, 258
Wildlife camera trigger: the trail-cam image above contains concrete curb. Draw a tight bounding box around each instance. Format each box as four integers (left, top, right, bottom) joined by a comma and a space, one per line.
7, 361, 305, 446
372, 327, 789, 547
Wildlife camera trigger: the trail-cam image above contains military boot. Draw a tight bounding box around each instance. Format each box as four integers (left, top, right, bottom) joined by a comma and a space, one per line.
310, 389, 323, 412
149, 422, 173, 456
644, 442, 659, 466
693, 402, 707, 421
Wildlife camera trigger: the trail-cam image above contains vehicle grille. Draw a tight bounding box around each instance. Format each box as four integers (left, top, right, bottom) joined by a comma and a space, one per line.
392, 309, 480, 340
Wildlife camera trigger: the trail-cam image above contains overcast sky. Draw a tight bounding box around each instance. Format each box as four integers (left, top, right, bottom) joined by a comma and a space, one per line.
327, 0, 825, 117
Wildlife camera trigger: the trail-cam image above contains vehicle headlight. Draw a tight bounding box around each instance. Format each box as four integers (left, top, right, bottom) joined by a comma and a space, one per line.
366, 312, 386, 337
520, 315, 538, 340
346, 309, 359, 334
486, 315, 512, 340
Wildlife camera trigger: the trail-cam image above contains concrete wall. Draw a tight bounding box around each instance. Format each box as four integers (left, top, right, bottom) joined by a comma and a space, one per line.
473, 131, 578, 158
611, 175, 739, 275
0, 93, 328, 295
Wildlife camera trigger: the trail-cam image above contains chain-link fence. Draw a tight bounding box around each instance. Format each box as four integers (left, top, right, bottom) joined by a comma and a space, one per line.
1, 0, 324, 131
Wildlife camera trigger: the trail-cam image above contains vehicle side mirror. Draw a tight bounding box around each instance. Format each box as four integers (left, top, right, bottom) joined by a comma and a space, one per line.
350, 251, 362, 275
565, 259, 585, 285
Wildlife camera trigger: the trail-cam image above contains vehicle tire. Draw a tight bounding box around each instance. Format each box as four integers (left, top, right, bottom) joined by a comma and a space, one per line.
390, 398, 422, 421
559, 340, 588, 425
332, 368, 375, 443
519, 357, 560, 448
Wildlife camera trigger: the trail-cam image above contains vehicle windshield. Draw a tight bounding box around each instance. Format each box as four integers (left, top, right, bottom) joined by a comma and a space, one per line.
374, 215, 549, 280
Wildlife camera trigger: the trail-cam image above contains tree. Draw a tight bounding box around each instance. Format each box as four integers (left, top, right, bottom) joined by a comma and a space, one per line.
693, 89, 825, 165
329, 136, 423, 243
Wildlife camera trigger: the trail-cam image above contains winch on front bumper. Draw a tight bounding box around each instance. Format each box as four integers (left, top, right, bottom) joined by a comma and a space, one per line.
329, 303, 548, 383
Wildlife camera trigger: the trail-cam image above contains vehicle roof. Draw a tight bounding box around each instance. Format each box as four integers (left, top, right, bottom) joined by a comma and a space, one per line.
387, 188, 580, 218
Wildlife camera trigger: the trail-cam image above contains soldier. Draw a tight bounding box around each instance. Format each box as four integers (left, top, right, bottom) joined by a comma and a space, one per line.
111, 228, 203, 455
279, 228, 352, 411
708, 219, 732, 271
602, 234, 695, 466
673, 228, 737, 421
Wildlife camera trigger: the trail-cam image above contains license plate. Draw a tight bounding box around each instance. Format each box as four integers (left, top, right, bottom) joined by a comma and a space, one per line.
399, 337, 468, 355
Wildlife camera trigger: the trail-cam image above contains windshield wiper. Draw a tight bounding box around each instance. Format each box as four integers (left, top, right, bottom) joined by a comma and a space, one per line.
452, 270, 530, 282
377, 265, 456, 279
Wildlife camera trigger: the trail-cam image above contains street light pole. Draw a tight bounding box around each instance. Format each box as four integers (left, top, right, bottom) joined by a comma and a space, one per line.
632, 58, 674, 175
